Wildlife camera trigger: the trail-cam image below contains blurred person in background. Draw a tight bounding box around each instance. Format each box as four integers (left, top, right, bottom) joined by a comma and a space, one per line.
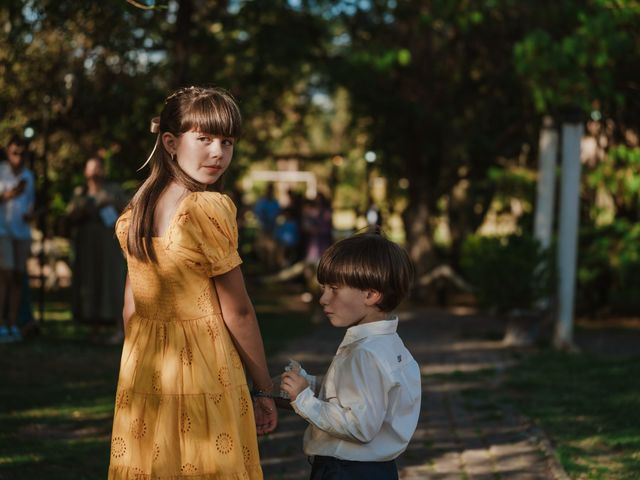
0, 135, 35, 343
253, 183, 281, 271
66, 156, 128, 342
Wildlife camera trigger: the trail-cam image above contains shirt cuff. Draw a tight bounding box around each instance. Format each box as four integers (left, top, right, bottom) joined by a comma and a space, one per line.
291, 386, 316, 417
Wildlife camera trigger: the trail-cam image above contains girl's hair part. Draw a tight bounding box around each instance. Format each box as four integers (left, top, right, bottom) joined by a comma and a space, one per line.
126, 86, 242, 262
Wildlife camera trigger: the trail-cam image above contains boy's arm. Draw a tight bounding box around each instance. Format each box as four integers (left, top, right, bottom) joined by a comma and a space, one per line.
291, 349, 389, 443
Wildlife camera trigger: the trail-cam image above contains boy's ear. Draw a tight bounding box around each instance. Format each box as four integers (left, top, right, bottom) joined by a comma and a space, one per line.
364, 289, 383, 307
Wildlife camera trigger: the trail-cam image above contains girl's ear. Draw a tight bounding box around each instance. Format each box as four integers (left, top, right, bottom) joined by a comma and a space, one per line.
161, 132, 178, 155
364, 290, 383, 307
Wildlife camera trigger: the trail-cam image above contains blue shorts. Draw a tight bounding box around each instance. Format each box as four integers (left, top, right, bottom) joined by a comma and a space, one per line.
310, 455, 398, 480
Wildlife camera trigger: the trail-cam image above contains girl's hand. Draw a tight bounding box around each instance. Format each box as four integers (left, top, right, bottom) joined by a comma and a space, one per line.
280, 371, 309, 402
253, 396, 277, 435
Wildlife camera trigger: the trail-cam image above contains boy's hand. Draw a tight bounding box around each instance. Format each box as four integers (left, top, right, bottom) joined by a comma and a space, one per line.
280, 371, 309, 402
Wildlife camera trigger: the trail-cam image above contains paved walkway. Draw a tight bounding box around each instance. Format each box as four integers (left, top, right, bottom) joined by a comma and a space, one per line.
258, 308, 569, 480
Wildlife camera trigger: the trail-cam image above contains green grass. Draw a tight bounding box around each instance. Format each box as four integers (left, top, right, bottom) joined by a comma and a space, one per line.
0, 335, 120, 479
419, 347, 640, 480
0, 283, 312, 479
503, 351, 640, 480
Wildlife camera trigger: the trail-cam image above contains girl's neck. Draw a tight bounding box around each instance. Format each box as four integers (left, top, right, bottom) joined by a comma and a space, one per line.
165, 181, 191, 201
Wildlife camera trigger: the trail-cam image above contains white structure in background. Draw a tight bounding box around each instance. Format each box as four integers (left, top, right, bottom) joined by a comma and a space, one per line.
533, 117, 559, 312
247, 170, 317, 199
555, 118, 584, 348
533, 116, 558, 250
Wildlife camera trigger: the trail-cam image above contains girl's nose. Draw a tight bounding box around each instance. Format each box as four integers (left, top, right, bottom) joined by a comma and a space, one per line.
209, 139, 223, 157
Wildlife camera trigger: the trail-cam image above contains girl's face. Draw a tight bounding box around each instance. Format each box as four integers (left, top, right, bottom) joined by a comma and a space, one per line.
167, 129, 235, 185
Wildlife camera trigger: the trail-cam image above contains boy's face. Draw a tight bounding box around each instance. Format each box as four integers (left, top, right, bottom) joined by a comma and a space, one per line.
319, 284, 382, 328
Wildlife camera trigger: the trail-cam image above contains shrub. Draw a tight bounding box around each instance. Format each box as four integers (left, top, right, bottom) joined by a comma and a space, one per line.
461, 233, 552, 313
577, 220, 640, 315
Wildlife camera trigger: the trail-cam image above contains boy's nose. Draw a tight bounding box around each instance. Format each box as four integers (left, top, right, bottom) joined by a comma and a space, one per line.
318, 292, 328, 306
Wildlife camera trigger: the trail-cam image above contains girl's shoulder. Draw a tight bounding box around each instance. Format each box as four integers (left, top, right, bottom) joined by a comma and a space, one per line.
114, 207, 132, 250
180, 191, 237, 221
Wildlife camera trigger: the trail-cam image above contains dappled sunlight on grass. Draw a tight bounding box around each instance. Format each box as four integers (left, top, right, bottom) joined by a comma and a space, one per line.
504, 351, 640, 479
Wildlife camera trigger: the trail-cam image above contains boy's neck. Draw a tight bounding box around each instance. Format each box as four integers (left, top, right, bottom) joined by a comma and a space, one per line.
349, 310, 392, 328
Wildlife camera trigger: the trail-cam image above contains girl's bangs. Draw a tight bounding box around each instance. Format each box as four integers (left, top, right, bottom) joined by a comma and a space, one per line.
181, 95, 241, 138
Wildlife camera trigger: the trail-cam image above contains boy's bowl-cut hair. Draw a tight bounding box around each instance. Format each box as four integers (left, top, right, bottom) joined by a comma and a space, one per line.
317, 233, 414, 312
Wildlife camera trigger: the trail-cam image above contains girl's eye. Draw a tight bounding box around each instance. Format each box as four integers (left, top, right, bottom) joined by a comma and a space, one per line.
222, 138, 234, 146
198, 136, 210, 142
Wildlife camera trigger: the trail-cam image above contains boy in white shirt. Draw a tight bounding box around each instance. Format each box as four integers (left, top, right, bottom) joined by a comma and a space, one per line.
281, 233, 421, 480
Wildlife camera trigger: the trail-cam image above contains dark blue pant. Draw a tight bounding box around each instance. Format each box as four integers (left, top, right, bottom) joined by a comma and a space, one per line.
310, 455, 398, 480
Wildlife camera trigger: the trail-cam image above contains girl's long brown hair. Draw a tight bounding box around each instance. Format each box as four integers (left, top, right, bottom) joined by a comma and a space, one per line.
127, 86, 242, 262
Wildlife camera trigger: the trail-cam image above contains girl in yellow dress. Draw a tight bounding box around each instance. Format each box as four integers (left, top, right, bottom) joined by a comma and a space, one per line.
109, 86, 277, 479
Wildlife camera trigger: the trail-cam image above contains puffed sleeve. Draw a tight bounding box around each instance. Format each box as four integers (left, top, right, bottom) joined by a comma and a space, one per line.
115, 209, 132, 253
170, 192, 242, 277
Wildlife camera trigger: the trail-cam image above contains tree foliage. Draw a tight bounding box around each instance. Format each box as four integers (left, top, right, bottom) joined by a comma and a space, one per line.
319, 0, 640, 274
1, 0, 639, 282
0, 0, 328, 218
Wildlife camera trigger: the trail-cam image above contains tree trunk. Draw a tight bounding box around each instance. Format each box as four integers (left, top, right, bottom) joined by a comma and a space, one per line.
402, 199, 437, 279
172, 0, 194, 88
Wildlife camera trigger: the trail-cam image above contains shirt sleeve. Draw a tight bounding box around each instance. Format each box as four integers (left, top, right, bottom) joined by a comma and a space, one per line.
291, 349, 390, 443
24, 170, 36, 212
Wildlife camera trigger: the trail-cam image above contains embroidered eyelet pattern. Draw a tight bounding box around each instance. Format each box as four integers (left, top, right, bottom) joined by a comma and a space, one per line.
218, 366, 231, 387
130, 418, 147, 439
209, 215, 223, 232
197, 284, 213, 313
180, 412, 192, 433
239, 392, 248, 416
153, 443, 160, 461
177, 212, 190, 226
156, 323, 167, 346
151, 371, 162, 393
131, 467, 149, 480
180, 463, 198, 473
111, 436, 127, 458
243, 445, 251, 464
206, 320, 220, 341
207, 392, 223, 404
180, 346, 193, 366
216, 433, 233, 454
116, 390, 130, 409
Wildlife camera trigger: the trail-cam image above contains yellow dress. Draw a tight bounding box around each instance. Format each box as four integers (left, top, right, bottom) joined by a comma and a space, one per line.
108, 192, 262, 480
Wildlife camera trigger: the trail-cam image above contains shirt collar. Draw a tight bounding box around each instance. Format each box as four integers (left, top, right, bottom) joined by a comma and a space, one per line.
339, 316, 398, 348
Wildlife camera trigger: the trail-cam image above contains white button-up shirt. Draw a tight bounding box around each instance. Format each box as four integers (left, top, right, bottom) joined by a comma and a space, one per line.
291, 317, 421, 462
